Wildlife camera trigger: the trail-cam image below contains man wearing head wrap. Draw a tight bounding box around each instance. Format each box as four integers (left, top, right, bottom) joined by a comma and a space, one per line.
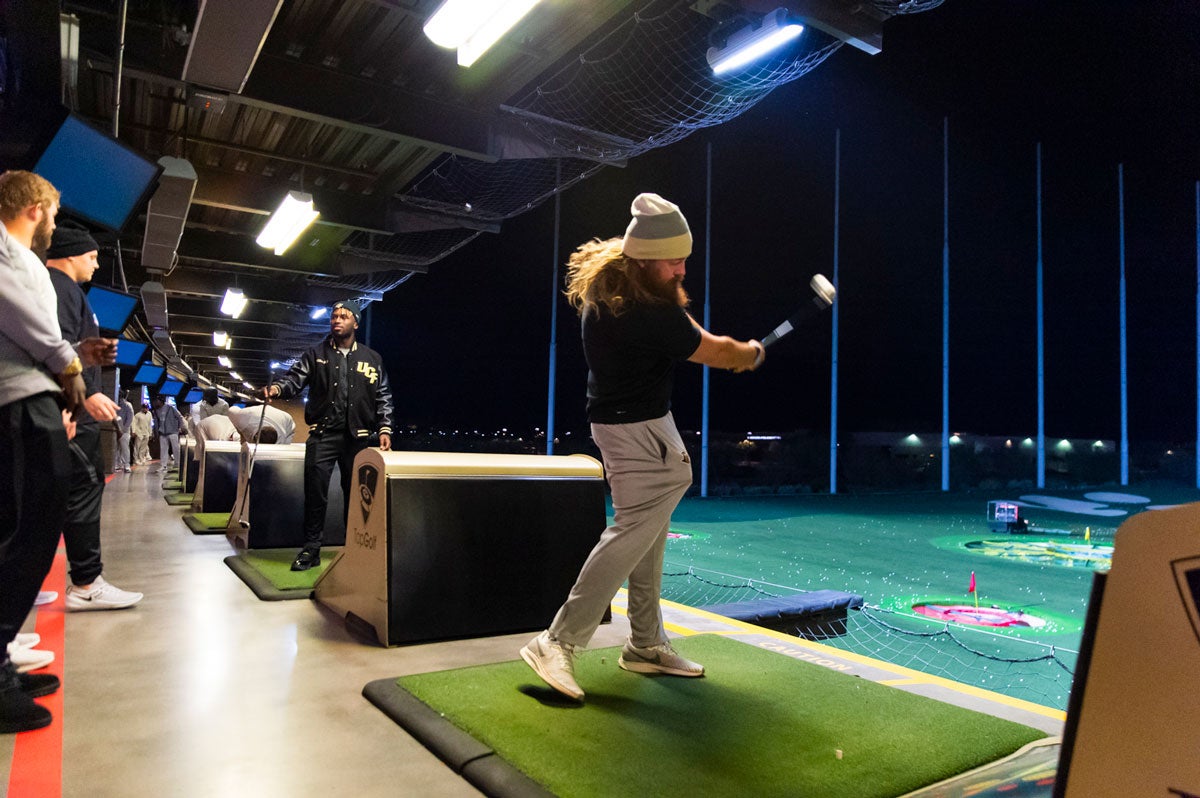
263, 299, 393, 571
44, 221, 143, 613
521, 193, 764, 702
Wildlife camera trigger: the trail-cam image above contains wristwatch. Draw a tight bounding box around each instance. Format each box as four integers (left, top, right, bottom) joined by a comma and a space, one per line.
60, 357, 83, 378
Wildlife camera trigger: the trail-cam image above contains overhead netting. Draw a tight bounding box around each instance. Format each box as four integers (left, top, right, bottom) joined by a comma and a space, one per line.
661, 562, 1077, 711
397, 1, 847, 223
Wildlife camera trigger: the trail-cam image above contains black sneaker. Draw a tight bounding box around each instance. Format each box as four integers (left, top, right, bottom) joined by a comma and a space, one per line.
1, 662, 52, 734
290, 549, 321, 571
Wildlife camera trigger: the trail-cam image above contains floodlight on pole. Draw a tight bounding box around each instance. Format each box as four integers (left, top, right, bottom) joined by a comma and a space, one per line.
256, 191, 320, 255
707, 9, 804, 76
423, 0, 543, 67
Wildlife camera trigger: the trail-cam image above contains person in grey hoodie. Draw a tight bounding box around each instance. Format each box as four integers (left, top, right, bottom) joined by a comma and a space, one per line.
0, 170, 115, 733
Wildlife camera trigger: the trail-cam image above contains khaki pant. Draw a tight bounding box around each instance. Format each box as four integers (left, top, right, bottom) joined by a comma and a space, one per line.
549, 412, 692, 649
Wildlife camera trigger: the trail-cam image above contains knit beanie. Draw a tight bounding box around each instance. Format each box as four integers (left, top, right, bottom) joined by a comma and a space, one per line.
46, 221, 99, 260
332, 299, 362, 321
621, 193, 692, 260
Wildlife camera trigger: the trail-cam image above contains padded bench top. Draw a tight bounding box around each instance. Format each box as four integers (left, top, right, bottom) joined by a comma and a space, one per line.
699, 590, 864, 623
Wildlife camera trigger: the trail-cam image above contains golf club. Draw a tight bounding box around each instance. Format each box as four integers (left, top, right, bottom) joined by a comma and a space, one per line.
761, 273, 836, 349
235, 399, 269, 530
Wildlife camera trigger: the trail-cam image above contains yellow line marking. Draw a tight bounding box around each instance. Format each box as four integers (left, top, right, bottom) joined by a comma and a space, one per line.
610, 591, 1066, 723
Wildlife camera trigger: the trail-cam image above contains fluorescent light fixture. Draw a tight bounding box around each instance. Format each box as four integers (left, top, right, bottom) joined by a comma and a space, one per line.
707, 9, 804, 76
217, 355, 232, 368
270, 361, 284, 370
220, 288, 247, 318
229, 371, 242, 380
256, 191, 319, 255
423, 0, 542, 67
212, 330, 228, 347
242, 381, 253, 389
310, 307, 328, 320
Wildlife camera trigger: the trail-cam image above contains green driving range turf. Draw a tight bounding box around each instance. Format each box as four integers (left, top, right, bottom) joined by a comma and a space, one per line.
386, 634, 1046, 798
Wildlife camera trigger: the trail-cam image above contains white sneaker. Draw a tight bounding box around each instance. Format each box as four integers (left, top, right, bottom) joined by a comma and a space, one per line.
520, 631, 584, 700
33, 591, 58, 606
7, 643, 54, 673
65, 576, 143, 612
12, 633, 40, 649
618, 640, 704, 677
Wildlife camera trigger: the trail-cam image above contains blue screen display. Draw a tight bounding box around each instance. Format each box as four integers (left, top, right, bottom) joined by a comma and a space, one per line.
158, 378, 184, 397
115, 338, 148, 367
33, 115, 161, 231
132, 364, 164, 385
86, 285, 138, 334
183, 388, 204, 403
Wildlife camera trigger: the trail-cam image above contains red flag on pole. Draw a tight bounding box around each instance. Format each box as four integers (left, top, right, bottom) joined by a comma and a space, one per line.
968, 571, 976, 593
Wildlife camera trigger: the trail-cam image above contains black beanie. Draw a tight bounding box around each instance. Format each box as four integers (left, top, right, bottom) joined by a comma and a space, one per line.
332, 299, 362, 321
46, 222, 100, 260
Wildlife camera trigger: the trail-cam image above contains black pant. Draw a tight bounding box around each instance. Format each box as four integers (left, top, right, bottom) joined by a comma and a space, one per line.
302, 430, 367, 549
0, 393, 71, 656
64, 422, 105, 586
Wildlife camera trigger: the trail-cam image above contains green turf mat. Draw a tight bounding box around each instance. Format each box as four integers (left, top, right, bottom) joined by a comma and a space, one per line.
182, 512, 229, 534
162, 479, 183, 491
372, 634, 1046, 798
164, 492, 195, 506
223, 548, 335, 600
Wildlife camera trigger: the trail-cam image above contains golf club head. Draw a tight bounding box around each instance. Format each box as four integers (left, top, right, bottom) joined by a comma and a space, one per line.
810, 273, 836, 307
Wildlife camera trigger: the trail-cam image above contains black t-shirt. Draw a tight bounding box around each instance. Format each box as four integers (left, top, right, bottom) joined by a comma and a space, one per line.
48, 269, 101, 426
583, 300, 701, 424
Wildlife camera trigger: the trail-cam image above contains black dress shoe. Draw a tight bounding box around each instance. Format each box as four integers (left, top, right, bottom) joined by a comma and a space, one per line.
290, 549, 321, 571
1, 662, 52, 734
18, 672, 60, 698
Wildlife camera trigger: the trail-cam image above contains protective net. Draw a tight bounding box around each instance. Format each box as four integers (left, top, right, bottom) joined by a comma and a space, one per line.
661, 562, 1078, 711
397, 1, 848, 223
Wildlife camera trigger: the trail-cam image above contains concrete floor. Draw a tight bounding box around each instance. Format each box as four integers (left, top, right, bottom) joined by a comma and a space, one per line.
2, 462, 1066, 798
0, 463, 633, 797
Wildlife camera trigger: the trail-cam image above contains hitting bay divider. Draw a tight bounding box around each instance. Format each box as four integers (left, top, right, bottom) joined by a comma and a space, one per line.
191, 439, 241, 513
225, 442, 345, 549
315, 450, 606, 646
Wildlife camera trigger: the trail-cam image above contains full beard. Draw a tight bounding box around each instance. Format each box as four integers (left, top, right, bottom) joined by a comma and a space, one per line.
637, 269, 690, 307
30, 215, 53, 258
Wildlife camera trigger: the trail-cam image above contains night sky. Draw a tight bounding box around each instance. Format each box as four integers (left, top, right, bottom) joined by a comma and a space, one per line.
370, 0, 1200, 444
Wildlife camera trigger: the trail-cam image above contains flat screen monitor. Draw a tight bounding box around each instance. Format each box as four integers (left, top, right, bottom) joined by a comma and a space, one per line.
132, 363, 165, 386
183, 388, 204, 403
86, 285, 139, 335
32, 112, 162, 232
115, 338, 149, 368
158, 378, 185, 397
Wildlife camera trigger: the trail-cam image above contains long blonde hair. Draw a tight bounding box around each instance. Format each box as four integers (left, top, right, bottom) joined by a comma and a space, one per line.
564, 237, 666, 317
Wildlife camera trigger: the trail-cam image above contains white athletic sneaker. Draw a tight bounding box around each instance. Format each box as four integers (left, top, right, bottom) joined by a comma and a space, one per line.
33, 591, 58, 606
6, 644, 53, 673
65, 576, 143, 612
520, 631, 584, 700
12, 633, 40, 649
618, 640, 704, 677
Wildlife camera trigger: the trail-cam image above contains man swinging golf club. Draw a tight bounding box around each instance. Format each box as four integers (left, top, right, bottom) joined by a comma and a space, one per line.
261, 300, 393, 571
521, 193, 766, 701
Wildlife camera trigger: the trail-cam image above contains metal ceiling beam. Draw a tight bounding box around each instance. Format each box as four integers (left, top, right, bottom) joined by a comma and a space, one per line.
244, 55, 503, 163
188, 166, 500, 237
158, 266, 380, 307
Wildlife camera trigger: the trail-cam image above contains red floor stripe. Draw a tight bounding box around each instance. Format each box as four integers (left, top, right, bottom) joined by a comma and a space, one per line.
7, 547, 67, 798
